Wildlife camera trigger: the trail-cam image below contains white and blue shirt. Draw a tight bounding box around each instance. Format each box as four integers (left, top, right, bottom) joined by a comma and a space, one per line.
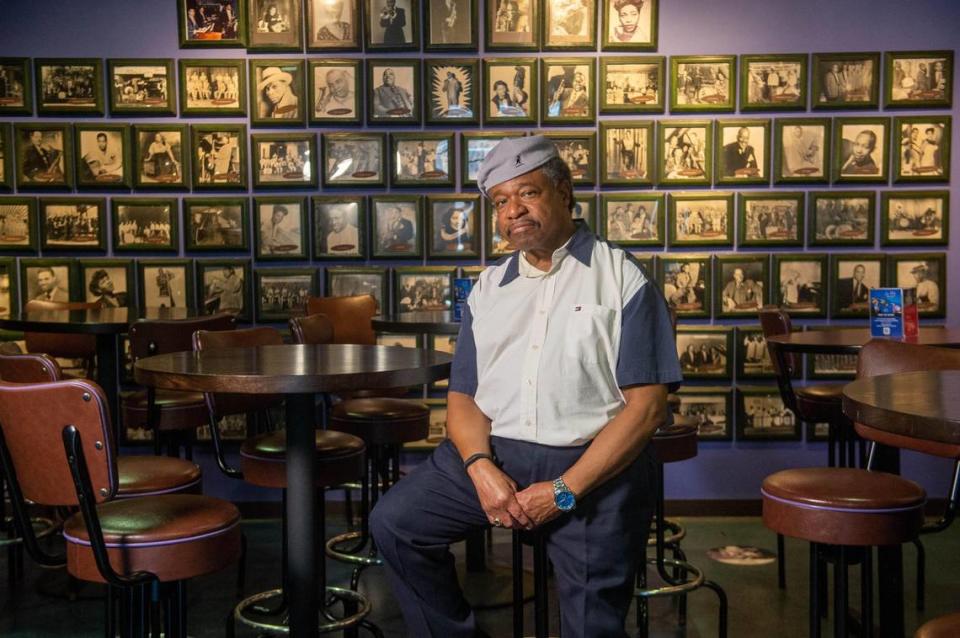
449, 225, 682, 446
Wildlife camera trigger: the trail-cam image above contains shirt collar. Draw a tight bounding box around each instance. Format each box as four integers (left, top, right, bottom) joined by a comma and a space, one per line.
499, 224, 594, 287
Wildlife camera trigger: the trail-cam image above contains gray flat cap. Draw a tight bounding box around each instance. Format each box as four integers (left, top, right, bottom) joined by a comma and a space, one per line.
476, 135, 559, 198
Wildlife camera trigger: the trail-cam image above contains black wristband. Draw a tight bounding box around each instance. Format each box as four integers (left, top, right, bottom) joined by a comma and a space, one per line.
463, 452, 493, 471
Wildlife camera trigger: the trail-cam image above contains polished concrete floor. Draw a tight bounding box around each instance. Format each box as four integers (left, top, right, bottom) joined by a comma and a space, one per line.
0, 515, 958, 637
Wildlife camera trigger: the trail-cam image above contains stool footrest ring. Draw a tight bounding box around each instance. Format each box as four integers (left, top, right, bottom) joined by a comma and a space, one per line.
635, 558, 705, 598
326, 531, 384, 567
647, 518, 686, 547
234, 586, 372, 635
0, 516, 58, 547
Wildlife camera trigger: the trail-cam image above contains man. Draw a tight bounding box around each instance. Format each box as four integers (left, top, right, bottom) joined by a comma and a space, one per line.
372, 67, 413, 116
206, 265, 244, 313
33, 267, 68, 302
378, 0, 406, 44
442, 71, 463, 112
836, 263, 870, 310
782, 125, 821, 176
22, 130, 61, 182
379, 205, 414, 250
911, 262, 940, 311
721, 267, 762, 311
82, 132, 123, 180
258, 66, 299, 119
324, 205, 359, 253
315, 68, 355, 117
823, 63, 846, 101
722, 127, 758, 176
260, 204, 301, 254
840, 129, 878, 175
370, 136, 681, 637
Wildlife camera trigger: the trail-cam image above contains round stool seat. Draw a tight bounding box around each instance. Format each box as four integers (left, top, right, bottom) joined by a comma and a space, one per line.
794, 383, 844, 422
762, 467, 926, 546
651, 424, 698, 463
239, 430, 365, 489
330, 398, 430, 446
121, 389, 209, 432
63, 494, 241, 584
915, 612, 960, 638
116, 455, 202, 497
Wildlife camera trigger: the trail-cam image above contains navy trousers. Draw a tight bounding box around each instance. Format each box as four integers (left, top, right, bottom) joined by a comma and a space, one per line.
370, 436, 657, 638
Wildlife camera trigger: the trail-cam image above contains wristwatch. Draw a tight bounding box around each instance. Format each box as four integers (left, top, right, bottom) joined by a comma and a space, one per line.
553, 476, 577, 512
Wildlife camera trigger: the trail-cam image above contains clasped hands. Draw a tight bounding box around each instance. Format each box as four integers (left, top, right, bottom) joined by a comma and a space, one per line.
466, 459, 563, 531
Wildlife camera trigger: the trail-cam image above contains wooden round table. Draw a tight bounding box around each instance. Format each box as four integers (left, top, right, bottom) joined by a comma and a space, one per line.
765, 326, 960, 355
135, 344, 451, 638
372, 310, 461, 335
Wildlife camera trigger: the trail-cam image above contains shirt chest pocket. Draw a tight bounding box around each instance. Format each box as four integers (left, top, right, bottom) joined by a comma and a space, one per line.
555, 303, 618, 365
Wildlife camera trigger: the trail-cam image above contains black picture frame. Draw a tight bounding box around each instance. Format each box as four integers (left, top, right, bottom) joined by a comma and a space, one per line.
325, 266, 388, 313
371, 195, 422, 258
676, 386, 732, 441
249, 58, 307, 126
737, 191, 804, 248
19, 257, 76, 306
178, 0, 247, 48
426, 193, 481, 259
829, 253, 885, 319
183, 197, 250, 252
772, 253, 828, 318
190, 124, 248, 190
0, 257, 19, 316
599, 120, 654, 186
137, 259, 196, 310
196, 258, 252, 321
178, 59, 247, 116
424, 58, 480, 125
807, 190, 876, 247
255, 267, 316, 321
715, 118, 770, 186
253, 195, 309, 261
111, 197, 179, 253
34, 58, 104, 116
832, 116, 890, 184
599, 192, 664, 247
78, 258, 135, 308
880, 190, 949, 246
367, 59, 421, 125
773, 117, 831, 185
885, 50, 953, 109
394, 266, 455, 314
811, 52, 881, 110
482, 57, 538, 126
736, 385, 801, 441
14, 123, 73, 190
886, 252, 947, 318
107, 58, 177, 116
365, 0, 420, 51
892, 115, 951, 184
246, 0, 304, 51
714, 253, 769, 318
0, 196, 39, 253
425, 0, 478, 51
250, 132, 318, 189
308, 59, 362, 125
485, 0, 540, 51
668, 192, 734, 248
542, 0, 597, 51
39, 197, 107, 252
657, 253, 712, 319
0, 58, 33, 115
73, 123, 133, 190
676, 326, 733, 380
0, 124, 14, 191
735, 326, 778, 380
322, 132, 386, 188
305, 0, 362, 51
390, 132, 456, 187
132, 124, 189, 190
313, 196, 367, 260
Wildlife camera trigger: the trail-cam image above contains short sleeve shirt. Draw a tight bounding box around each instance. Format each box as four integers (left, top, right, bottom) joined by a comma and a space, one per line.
449, 225, 682, 446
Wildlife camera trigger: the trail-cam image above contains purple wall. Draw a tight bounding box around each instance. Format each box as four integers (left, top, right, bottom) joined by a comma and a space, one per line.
1, 0, 957, 501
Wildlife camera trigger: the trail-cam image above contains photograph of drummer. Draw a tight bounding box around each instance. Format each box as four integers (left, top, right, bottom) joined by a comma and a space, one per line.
370, 135, 682, 637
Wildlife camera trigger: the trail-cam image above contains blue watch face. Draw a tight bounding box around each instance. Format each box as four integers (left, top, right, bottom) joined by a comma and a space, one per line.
555, 490, 576, 511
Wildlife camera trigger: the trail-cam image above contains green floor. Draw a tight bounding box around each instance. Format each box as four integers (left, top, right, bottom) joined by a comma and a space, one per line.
0, 516, 957, 636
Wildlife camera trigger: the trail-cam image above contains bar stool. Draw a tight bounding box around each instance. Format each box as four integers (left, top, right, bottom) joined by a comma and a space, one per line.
915, 612, 960, 637
0, 377, 242, 638
637, 423, 728, 638
512, 530, 551, 638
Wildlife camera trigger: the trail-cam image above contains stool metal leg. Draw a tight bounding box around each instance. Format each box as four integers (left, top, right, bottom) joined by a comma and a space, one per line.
512, 532, 524, 638
860, 547, 873, 637
534, 536, 549, 638
913, 538, 925, 611
834, 546, 848, 638
809, 543, 821, 638
777, 534, 786, 589
702, 580, 728, 638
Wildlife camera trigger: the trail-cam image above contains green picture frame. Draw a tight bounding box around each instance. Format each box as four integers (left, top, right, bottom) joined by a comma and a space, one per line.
714, 253, 769, 318
461, 131, 524, 188
884, 50, 953, 109
886, 252, 947, 319
322, 132, 386, 188
737, 191, 804, 247
669, 55, 736, 113
880, 190, 949, 246
39, 197, 107, 252
892, 115, 951, 184
19, 257, 77, 306
183, 197, 250, 252
371, 195, 423, 258
367, 59, 421, 125
426, 193, 481, 259
542, 0, 597, 51
107, 58, 176, 116
773, 117, 831, 185
0, 124, 13, 190
600, 0, 658, 51
676, 386, 732, 441
393, 266, 455, 314
178, 59, 247, 117
482, 57, 538, 126
812, 51, 881, 110
132, 124, 189, 190
0, 257, 19, 316
34, 58, 104, 116
599, 192, 664, 247
254, 267, 316, 321
424, 0, 479, 51
485, 0, 540, 51
544, 131, 596, 186
599, 120, 654, 186
78, 258, 135, 308
739, 54, 807, 112
657, 253, 712, 319
248, 58, 307, 126
0, 58, 33, 115
196, 258, 252, 321
305, 0, 362, 52
736, 385, 801, 442
253, 195, 309, 261
0, 196, 39, 253
308, 59, 362, 126
313, 195, 367, 260
246, 0, 304, 52
111, 197, 179, 253
714, 118, 770, 186
250, 132, 318, 189
657, 119, 713, 186
772, 253, 828, 318
14, 122, 73, 190
832, 116, 890, 184
807, 190, 876, 247
829, 253, 885, 319
325, 266, 388, 313
364, 0, 421, 51
73, 123, 133, 190
190, 124, 248, 190
735, 326, 778, 380
424, 58, 480, 125
675, 326, 733, 380
667, 191, 734, 248
598, 56, 665, 114
177, 0, 247, 48
390, 132, 456, 187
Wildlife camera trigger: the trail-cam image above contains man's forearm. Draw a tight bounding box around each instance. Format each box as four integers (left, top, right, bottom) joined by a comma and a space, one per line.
446, 390, 493, 461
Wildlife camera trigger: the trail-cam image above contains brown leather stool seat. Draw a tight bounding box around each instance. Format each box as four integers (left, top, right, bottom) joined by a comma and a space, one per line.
330, 398, 430, 446
116, 456, 202, 497
762, 467, 926, 546
63, 494, 241, 584
650, 423, 698, 464
794, 383, 844, 422
915, 612, 960, 638
120, 389, 209, 432
239, 429, 365, 489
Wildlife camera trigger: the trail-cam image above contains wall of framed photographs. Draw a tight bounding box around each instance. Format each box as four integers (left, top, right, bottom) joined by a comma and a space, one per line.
0, 0, 957, 500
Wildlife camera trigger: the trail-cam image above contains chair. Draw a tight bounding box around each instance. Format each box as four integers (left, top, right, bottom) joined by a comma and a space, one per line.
192, 326, 372, 636
511, 530, 550, 638
305, 294, 377, 345
915, 612, 960, 637
0, 376, 241, 637
23, 299, 100, 378
121, 313, 237, 458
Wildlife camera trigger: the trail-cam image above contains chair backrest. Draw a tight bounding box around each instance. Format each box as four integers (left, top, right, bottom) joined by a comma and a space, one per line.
129, 313, 237, 362
192, 326, 284, 418
0, 378, 116, 506
305, 295, 377, 345
854, 340, 960, 458
289, 312, 334, 345
23, 299, 101, 360
0, 352, 61, 383
757, 306, 802, 414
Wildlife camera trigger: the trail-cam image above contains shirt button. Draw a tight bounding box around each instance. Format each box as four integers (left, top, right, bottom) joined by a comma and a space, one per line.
531, 344, 539, 350
527, 379, 533, 386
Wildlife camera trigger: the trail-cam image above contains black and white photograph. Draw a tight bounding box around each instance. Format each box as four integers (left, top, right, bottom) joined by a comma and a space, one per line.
327, 267, 387, 312
676, 328, 731, 379
740, 55, 806, 110
373, 197, 421, 257
134, 126, 186, 188
602, 0, 656, 49
676, 388, 731, 440
109, 60, 175, 114
199, 261, 249, 319
487, 0, 538, 49
35, 59, 103, 114
179, 0, 244, 46
600, 194, 662, 246
251, 60, 305, 124
895, 117, 950, 182
323, 133, 385, 186
775, 119, 829, 183
180, 60, 245, 115
600, 121, 652, 185
248, 0, 303, 50
544, 0, 596, 49
543, 59, 594, 123
0, 59, 31, 113
81, 261, 131, 308
0, 259, 16, 316
669, 193, 733, 247
716, 256, 766, 317
659, 256, 710, 318
76, 126, 129, 188
0, 199, 37, 252
882, 191, 948, 245
314, 197, 364, 259
310, 60, 360, 124
599, 57, 663, 112
834, 118, 888, 182
548, 133, 595, 184
738, 388, 799, 441
112, 198, 178, 252
255, 197, 307, 259
367, 0, 418, 49
809, 192, 874, 245
15, 125, 70, 188
392, 135, 453, 186
717, 120, 769, 185
890, 254, 945, 317
428, 195, 479, 258
22, 261, 73, 304
192, 125, 247, 189
369, 61, 420, 123
831, 255, 882, 318
40, 198, 105, 251
485, 204, 514, 258
813, 52, 880, 108
738, 193, 803, 247
252, 134, 315, 188
426, 0, 475, 49
774, 255, 826, 316
426, 61, 477, 124
736, 327, 776, 379
256, 269, 314, 320
306, 0, 360, 49
659, 122, 711, 185
810, 351, 858, 380
184, 198, 247, 251
484, 58, 537, 124
670, 56, 735, 112
138, 261, 192, 309
395, 267, 453, 313
886, 51, 952, 108
461, 132, 522, 187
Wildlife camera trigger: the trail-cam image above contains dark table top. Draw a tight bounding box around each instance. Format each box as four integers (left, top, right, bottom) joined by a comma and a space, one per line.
134, 343, 452, 394
372, 311, 462, 335
842, 370, 960, 445
0, 307, 204, 334
766, 327, 960, 355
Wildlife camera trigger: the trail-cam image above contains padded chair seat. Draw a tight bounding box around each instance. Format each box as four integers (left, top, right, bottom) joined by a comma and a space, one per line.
762, 467, 926, 546
63, 494, 241, 584
116, 456, 202, 497
915, 612, 960, 638
121, 389, 209, 432
239, 429, 365, 489
330, 398, 430, 446
651, 424, 698, 464
793, 383, 844, 423
795, 383, 844, 403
